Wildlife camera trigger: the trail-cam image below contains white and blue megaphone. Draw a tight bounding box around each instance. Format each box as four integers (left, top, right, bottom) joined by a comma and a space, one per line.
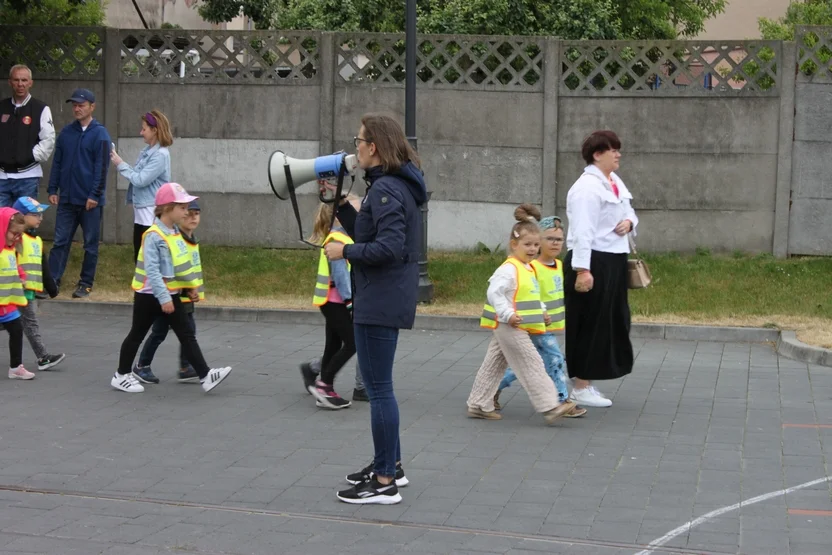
268, 151, 359, 201
267, 150, 359, 247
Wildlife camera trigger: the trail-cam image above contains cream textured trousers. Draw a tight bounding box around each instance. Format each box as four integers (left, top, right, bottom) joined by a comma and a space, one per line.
467, 325, 561, 413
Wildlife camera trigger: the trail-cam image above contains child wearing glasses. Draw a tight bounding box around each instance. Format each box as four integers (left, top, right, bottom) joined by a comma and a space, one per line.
494, 215, 587, 418
110, 110, 173, 260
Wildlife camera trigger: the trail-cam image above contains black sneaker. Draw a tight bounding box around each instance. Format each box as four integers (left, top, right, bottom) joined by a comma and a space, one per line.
72, 284, 91, 298
300, 362, 318, 395
132, 364, 160, 384
337, 476, 401, 505
37, 353, 66, 371
309, 381, 352, 410
34, 291, 48, 300
178, 365, 199, 383
353, 388, 369, 402
346, 461, 409, 487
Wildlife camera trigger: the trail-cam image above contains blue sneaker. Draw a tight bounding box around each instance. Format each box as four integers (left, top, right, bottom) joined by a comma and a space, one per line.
132, 364, 160, 384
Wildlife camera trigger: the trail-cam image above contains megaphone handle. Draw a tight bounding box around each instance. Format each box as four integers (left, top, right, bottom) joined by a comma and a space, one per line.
283, 163, 320, 248
327, 160, 347, 234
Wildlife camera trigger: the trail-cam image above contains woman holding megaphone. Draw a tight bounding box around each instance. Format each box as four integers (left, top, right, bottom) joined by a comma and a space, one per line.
324, 114, 427, 506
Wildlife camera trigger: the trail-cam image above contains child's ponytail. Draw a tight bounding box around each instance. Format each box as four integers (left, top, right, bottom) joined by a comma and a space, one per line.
309, 203, 334, 246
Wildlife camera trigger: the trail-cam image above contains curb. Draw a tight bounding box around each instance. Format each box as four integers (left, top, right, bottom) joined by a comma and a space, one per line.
40, 299, 785, 342
777, 331, 832, 367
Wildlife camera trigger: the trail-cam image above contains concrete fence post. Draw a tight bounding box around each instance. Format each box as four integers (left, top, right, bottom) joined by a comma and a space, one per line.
102, 27, 120, 244
541, 38, 560, 218
773, 41, 796, 258
318, 32, 336, 155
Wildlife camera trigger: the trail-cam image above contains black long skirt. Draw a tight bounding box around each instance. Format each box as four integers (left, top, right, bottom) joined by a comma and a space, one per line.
563, 250, 634, 381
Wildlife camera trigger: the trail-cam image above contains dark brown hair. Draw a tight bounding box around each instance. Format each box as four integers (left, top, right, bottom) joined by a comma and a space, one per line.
509, 203, 541, 243
581, 130, 621, 165
361, 113, 421, 173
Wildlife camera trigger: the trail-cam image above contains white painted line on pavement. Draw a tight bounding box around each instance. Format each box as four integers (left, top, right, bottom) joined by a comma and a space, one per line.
634, 475, 832, 555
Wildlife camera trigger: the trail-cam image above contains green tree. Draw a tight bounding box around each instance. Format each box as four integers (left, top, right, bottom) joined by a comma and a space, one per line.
195, 0, 727, 40
612, 0, 727, 40
0, 0, 105, 26
758, 0, 832, 40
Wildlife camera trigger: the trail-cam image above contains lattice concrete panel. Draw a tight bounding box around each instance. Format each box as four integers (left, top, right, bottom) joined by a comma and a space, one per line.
0, 26, 104, 80
336, 34, 544, 90
560, 40, 780, 96
796, 26, 832, 83
118, 30, 320, 84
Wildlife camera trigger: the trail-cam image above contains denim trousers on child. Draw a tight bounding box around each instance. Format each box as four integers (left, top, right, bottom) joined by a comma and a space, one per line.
499, 332, 568, 402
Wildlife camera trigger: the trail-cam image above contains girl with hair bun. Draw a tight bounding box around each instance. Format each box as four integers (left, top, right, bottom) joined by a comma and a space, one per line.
466, 204, 576, 425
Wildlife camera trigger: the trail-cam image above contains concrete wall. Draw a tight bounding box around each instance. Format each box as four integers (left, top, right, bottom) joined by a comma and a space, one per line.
7, 28, 826, 255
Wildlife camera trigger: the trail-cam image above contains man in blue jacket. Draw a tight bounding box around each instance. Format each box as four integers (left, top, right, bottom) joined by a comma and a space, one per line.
47, 88, 111, 298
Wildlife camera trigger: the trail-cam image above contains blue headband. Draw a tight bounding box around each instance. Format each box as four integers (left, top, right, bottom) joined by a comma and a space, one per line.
539, 216, 562, 231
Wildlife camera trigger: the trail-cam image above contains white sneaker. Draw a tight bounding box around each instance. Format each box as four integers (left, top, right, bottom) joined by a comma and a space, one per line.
9, 365, 35, 380
111, 372, 145, 393
569, 386, 612, 408
201, 367, 233, 392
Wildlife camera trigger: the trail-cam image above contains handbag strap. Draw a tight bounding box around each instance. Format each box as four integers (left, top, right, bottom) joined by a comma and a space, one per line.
628, 233, 642, 261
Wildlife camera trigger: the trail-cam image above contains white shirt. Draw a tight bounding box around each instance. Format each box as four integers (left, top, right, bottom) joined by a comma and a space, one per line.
134, 205, 155, 226
0, 94, 56, 180
486, 261, 547, 323
566, 165, 639, 271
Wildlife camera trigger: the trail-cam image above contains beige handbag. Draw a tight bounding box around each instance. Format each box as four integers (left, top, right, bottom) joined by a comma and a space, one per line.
627, 234, 652, 289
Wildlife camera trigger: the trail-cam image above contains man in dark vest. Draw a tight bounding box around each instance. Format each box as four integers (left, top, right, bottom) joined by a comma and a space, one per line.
0, 65, 55, 207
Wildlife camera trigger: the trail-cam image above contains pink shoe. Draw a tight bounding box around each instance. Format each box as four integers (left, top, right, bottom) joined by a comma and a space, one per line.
9, 365, 35, 380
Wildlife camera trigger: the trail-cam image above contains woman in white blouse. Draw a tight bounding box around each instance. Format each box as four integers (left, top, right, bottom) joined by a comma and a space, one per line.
564, 130, 638, 408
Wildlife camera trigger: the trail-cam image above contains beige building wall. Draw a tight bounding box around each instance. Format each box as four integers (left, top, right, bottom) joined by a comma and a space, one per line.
698, 0, 792, 39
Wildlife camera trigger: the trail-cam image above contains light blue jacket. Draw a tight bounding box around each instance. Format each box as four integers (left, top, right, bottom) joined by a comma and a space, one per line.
141, 217, 178, 305
118, 144, 171, 208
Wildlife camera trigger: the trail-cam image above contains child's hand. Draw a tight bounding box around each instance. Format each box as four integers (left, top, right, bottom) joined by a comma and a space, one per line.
161, 301, 174, 314
187, 289, 199, 301
508, 313, 522, 328
544, 312, 551, 326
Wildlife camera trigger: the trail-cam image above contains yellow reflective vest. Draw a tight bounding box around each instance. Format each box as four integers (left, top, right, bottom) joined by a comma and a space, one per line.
480, 257, 545, 334
0, 247, 27, 307
17, 234, 43, 292
179, 235, 204, 303
132, 224, 201, 292
312, 230, 353, 306
531, 259, 565, 332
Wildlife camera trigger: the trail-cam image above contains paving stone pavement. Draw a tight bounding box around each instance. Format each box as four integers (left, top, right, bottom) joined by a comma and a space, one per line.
0, 309, 829, 555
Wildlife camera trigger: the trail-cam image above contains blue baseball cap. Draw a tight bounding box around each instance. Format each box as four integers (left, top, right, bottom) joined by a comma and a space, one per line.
12, 197, 49, 215
66, 88, 96, 104
188, 199, 200, 211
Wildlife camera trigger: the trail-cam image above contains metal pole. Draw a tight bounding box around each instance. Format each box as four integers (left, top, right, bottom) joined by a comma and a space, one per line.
406, 0, 434, 303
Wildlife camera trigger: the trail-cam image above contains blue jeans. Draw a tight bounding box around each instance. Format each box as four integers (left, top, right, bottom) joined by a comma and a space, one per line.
138, 312, 195, 368
500, 333, 569, 402
48, 203, 101, 287
0, 177, 40, 207
354, 323, 400, 478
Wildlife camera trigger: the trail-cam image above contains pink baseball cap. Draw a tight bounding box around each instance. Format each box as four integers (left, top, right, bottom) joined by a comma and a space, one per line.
155, 182, 198, 206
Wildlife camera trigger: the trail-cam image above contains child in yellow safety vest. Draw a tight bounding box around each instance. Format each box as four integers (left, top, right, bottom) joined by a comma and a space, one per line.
0, 208, 33, 380
466, 204, 576, 425
133, 199, 204, 384
300, 202, 355, 409
111, 182, 232, 394
494, 216, 586, 417
12, 197, 64, 373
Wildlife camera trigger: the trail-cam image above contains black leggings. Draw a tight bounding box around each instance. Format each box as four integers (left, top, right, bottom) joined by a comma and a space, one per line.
118, 293, 210, 378
133, 223, 150, 261
319, 302, 356, 385
2, 318, 23, 368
